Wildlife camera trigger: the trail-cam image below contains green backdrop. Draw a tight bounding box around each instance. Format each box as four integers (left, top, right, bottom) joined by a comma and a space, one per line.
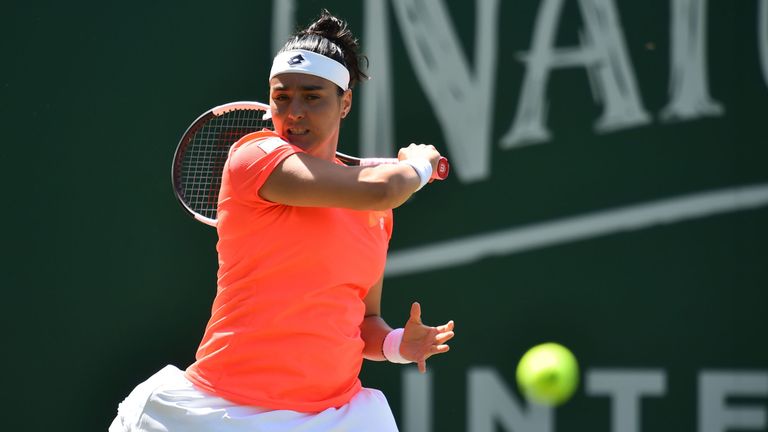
3, 1, 766, 431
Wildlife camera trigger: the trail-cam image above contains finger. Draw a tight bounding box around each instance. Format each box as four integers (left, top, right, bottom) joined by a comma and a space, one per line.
436, 320, 455, 332
409, 302, 422, 325
418, 360, 427, 374
435, 331, 455, 344
427, 345, 450, 357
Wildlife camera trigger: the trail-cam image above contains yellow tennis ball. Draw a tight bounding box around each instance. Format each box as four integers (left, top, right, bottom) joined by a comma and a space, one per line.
516, 342, 579, 406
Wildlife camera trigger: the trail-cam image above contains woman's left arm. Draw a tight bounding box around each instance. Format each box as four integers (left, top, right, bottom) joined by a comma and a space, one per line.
361, 275, 456, 372
361, 275, 391, 362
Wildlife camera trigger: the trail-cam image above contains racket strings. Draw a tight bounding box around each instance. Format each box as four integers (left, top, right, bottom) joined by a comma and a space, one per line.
179, 109, 270, 219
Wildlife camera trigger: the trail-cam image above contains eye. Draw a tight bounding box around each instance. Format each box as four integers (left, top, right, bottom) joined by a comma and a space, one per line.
272, 93, 289, 101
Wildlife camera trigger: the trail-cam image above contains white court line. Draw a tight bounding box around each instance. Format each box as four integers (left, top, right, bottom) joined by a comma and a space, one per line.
385, 183, 768, 277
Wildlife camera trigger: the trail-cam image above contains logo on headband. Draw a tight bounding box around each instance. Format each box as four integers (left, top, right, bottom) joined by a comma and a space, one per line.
287, 54, 305, 66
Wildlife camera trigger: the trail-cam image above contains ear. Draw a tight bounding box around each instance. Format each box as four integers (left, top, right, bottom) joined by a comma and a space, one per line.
340, 89, 352, 118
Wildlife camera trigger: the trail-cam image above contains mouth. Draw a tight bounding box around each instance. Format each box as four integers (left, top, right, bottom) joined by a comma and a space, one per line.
286, 128, 309, 136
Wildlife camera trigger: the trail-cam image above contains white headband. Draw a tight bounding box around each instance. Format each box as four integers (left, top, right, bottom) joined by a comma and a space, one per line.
269, 49, 350, 91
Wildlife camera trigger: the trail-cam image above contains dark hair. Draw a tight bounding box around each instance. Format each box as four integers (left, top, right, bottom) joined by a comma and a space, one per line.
278, 9, 369, 92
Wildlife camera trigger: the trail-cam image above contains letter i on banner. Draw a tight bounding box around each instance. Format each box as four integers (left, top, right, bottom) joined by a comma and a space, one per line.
661, 0, 724, 121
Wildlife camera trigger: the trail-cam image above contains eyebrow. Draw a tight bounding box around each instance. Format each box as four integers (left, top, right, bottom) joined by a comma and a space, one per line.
271, 84, 326, 91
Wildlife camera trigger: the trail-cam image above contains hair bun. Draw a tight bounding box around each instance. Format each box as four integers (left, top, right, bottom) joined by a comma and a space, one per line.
305, 10, 346, 40
280, 9, 368, 89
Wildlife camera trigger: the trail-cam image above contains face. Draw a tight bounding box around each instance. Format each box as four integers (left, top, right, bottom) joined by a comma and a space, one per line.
269, 73, 352, 159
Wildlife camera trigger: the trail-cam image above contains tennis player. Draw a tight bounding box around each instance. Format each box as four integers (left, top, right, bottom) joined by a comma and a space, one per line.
110, 10, 454, 432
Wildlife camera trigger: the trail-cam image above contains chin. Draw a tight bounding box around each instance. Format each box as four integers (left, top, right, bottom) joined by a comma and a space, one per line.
285, 134, 311, 147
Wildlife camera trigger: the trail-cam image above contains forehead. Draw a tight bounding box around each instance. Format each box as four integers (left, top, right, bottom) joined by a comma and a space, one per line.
269, 73, 336, 91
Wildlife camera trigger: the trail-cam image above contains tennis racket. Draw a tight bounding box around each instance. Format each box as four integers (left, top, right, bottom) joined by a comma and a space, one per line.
172, 101, 450, 226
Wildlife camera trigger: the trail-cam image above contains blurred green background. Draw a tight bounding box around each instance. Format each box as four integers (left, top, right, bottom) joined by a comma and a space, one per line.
3, 1, 766, 431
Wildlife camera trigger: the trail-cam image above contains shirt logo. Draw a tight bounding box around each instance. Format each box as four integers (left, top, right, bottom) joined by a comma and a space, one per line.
369, 211, 388, 230
287, 54, 305, 66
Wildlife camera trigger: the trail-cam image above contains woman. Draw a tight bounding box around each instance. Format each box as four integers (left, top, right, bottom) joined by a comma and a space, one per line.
111, 10, 454, 432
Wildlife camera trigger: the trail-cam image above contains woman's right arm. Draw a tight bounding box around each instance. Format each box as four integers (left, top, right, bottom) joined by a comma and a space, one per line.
259, 144, 442, 210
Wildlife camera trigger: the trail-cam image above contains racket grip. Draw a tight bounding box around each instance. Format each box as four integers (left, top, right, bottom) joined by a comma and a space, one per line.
355, 156, 450, 180
395, 157, 450, 180
434, 157, 450, 180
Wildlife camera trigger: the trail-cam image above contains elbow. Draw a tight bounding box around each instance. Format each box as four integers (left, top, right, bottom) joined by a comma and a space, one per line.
366, 174, 414, 210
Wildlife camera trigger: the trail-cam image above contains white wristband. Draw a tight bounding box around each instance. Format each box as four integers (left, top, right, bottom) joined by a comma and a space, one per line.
382, 328, 412, 364
400, 159, 433, 191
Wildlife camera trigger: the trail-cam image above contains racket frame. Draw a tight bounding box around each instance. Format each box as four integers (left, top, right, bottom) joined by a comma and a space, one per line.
171, 102, 272, 226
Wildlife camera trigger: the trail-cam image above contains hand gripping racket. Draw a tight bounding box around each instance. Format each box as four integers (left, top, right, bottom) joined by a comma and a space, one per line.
171, 101, 450, 226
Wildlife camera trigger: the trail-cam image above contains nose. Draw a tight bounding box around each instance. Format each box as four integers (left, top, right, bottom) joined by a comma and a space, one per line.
287, 97, 305, 121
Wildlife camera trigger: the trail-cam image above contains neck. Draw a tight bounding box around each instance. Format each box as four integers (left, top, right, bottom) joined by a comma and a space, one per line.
305, 128, 340, 162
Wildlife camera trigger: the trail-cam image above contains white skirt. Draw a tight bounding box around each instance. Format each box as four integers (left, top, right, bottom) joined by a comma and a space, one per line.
109, 365, 399, 432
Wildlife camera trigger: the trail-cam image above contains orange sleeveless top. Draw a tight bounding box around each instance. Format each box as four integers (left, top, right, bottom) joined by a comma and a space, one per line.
185, 131, 393, 412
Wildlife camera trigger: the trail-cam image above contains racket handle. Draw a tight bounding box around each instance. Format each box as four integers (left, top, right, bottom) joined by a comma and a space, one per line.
434, 157, 450, 180
355, 156, 450, 180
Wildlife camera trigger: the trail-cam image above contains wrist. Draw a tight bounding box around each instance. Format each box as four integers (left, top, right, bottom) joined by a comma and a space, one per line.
400, 159, 432, 191
382, 328, 412, 364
